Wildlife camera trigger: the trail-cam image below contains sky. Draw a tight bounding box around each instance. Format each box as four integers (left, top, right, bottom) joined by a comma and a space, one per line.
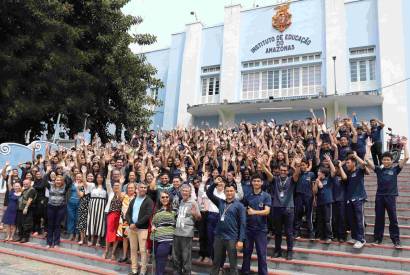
122, 0, 289, 53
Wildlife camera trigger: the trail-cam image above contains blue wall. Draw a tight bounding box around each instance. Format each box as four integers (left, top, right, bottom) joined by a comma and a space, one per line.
162, 33, 186, 129
201, 25, 223, 67
145, 48, 170, 130
193, 115, 219, 128
239, 0, 324, 62
346, 105, 382, 123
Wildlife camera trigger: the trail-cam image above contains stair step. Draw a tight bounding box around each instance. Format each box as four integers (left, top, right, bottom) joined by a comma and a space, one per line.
0, 246, 120, 275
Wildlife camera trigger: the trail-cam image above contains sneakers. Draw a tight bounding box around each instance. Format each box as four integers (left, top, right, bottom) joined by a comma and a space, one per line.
324, 238, 332, 244
393, 241, 403, 249
308, 233, 316, 241
371, 239, 382, 245
353, 240, 366, 249
347, 238, 356, 244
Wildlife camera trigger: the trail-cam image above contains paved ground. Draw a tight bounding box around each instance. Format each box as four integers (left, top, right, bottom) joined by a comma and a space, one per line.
0, 253, 92, 275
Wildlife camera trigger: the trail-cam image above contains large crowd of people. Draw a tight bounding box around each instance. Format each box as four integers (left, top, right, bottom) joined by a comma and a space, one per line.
0, 110, 409, 275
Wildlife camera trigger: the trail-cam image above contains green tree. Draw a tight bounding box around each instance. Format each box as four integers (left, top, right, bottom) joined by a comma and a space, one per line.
0, 0, 162, 144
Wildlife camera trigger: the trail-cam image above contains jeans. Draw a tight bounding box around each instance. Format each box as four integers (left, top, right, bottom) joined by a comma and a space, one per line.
241, 230, 267, 275
154, 241, 172, 275
207, 212, 219, 260
211, 237, 238, 275
273, 207, 294, 252
172, 236, 193, 275
66, 200, 79, 234
47, 204, 66, 246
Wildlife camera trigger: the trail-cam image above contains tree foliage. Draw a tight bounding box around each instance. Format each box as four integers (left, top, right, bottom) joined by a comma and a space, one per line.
0, 0, 162, 143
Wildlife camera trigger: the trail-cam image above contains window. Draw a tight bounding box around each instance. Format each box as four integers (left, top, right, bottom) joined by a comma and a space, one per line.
201, 76, 220, 97
202, 66, 220, 74
350, 46, 375, 55
350, 58, 376, 83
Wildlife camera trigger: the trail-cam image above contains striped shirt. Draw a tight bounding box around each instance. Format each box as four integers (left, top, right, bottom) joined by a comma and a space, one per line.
151, 208, 176, 242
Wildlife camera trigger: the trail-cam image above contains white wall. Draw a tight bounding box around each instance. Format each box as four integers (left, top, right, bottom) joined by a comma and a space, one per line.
377, 0, 409, 138
324, 0, 349, 95
220, 4, 242, 103
176, 22, 203, 127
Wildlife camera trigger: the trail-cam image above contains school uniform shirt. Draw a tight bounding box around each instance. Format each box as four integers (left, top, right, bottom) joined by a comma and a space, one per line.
270, 176, 296, 208
296, 172, 315, 197
317, 177, 334, 206
338, 144, 352, 161
374, 165, 402, 196
353, 133, 368, 156
242, 191, 272, 232
371, 126, 382, 143
206, 183, 246, 242
346, 167, 367, 201
332, 176, 346, 202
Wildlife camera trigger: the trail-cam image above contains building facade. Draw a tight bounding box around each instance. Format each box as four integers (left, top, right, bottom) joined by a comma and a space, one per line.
144, 0, 410, 140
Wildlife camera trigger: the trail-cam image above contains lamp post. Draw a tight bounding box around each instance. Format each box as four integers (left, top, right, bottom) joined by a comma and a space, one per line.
332, 56, 337, 95
190, 11, 198, 22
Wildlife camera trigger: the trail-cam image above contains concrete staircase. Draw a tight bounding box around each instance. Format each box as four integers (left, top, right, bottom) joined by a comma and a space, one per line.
0, 165, 409, 274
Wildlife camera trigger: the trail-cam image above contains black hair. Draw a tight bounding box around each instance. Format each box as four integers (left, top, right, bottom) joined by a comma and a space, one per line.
381, 151, 393, 160
251, 174, 263, 182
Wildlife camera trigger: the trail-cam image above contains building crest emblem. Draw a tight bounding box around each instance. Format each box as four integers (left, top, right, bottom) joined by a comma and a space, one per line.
272, 3, 292, 32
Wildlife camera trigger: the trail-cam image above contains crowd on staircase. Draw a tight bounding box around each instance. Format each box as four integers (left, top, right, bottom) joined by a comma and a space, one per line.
0, 110, 408, 275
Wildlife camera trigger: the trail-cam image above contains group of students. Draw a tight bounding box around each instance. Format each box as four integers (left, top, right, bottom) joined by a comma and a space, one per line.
0, 111, 409, 275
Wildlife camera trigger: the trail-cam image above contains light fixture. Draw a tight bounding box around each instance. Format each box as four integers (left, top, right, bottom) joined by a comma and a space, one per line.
259, 107, 293, 111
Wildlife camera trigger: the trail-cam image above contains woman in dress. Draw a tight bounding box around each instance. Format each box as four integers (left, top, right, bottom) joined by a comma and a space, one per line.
86, 173, 107, 247
76, 170, 94, 245
103, 165, 123, 260
2, 176, 22, 241
151, 191, 176, 275
117, 182, 136, 263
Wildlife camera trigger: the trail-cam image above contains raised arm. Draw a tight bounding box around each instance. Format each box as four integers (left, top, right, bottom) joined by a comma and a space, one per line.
106, 165, 113, 194
399, 138, 409, 169
364, 137, 376, 171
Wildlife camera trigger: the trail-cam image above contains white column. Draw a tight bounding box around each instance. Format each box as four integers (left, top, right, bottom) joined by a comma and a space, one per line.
176, 22, 203, 127
220, 4, 242, 103
377, 0, 409, 139
324, 0, 348, 95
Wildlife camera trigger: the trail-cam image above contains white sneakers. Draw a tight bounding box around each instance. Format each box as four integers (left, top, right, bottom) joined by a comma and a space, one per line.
353, 240, 366, 249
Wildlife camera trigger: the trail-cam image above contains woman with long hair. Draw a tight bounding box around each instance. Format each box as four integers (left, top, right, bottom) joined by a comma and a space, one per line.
103, 165, 123, 259
117, 182, 136, 263
76, 170, 94, 245
151, 191, 176, 275
2, 176, 22, 241
86, 173, 107, 247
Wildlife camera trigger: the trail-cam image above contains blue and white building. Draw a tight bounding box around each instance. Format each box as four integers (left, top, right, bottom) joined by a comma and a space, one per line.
144, 0, 410, 140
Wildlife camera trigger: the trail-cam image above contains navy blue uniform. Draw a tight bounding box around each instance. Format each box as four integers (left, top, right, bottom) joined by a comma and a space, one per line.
353, 133, 368, 159
370, 126, 383, 166
332, 176, 347, 240
270, 176, 296, 254
241, 191, 272, 275
317, 176, 334, 240
373, 165, 402, 244
294, 171, 315, 237
346, 167, 367, 243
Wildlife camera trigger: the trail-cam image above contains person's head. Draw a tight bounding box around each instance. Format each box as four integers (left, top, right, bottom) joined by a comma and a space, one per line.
128, 171, 136, 183
115, 159, 124, 169
277, 151, 285, 161
322, 141, 331, 150
172, 176, 182, 189
242, 168, 250, 180
226, 171, 235, 182
167, 157, 174, 167
127, 182, 137, 196
381, 152, 393, 168
92, 163, 100, 172
160, 173, 170, 185
345, 156, 357, 172
192, 177, 200, 189
75, 173, 83, 183
187, 166, 195, 175
35, 170, 42, 180
145, 171, 154, 183
356, 126, 364, 135
211, 168, 219, 179
279, 164, 289, 179
317, 167, 330, 180
22, 179, 31, 189
50, 171, 56, 182
159, 191, 171, 210
112, 169, 121, 182
181, 184, 191, 201
370, 119, 377, 127
224, 184, 236, 201
138, 182, 147, 197
113, 181, 121, 193
13, 182, 22, 193
86, 173, 94, 183
55, 175, 64, 187
96, 173, 104, 186
25, 162, 31, 169
174, 157, 181, 167
214, 176, 226, 190
300, 159, 309, 172
251, 174, 263, 191
25, 173, 33, 181
340, 136, 349, 147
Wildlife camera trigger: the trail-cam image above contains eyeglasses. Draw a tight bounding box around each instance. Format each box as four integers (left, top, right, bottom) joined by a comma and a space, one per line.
161, 196, 169, 199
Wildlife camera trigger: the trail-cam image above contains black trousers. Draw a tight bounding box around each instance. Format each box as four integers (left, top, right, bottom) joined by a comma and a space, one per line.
294, 194, 314, 236
33, 198, 48, 233
371, 142, 383, 166
211, 237, 238, 275
273, 207, 294, 252
332, 201, 347, 240
198, 211, 209, 258
317, 203, 333, 240
374, 195, 400, 243
16, 209, 33, 239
